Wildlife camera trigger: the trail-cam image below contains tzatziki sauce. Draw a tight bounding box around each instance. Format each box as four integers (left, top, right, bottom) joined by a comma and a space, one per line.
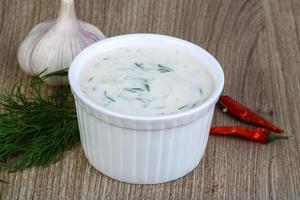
80, 46, 215, 116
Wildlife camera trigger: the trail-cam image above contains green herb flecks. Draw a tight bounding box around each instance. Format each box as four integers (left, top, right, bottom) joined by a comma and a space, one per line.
199, 87, 203, 95
178, 100, 202, 111
92, 86, 97, 91
178, 104, 189, 110
124, 88, 144, 93
140, 78, 150, 92
144, 84, 150, 92
135, 98, 145, 103
0, 68, 80, 171
134, 63, 144, 70
131, 88, 144, 91
157, 64, 173, 73
135, 98, 150, 108
104, 91, 115, 102
191, 101, 201, 108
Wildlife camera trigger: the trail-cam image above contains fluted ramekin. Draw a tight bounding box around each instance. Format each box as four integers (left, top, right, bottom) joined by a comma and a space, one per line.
68, 34, 224, 184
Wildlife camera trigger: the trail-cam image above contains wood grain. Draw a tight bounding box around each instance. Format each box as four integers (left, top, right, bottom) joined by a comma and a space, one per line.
0, 0, 300, 199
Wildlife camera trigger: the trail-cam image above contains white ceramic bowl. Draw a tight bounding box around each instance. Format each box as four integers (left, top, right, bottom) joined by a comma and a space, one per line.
68, 34, 224, 184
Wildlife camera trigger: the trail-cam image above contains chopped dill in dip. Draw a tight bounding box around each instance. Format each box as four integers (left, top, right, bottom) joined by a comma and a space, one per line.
80, 46, 215, 116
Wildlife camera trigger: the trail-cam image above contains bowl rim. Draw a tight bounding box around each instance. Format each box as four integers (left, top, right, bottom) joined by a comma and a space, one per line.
68, 33, 224, 122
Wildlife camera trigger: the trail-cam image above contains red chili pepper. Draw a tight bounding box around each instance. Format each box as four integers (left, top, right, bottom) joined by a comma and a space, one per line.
219, 96, 284, 133
210, 126, 293, 143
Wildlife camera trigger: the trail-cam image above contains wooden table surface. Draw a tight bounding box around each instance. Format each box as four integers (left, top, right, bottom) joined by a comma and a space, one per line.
1, 0, 300, 199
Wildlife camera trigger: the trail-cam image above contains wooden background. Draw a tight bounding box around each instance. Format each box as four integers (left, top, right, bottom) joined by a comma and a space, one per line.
0, 0, 300, 199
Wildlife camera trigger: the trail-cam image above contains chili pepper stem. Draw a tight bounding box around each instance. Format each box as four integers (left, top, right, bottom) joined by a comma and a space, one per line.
267, 133, 294, 143
218, 100, 228, 112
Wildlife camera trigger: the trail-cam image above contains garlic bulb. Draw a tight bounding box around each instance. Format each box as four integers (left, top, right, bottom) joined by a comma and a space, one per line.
18, 0, 105, 85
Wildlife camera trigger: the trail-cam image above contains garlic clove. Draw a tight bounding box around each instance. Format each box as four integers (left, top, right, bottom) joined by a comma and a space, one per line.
18, 0, 105, 85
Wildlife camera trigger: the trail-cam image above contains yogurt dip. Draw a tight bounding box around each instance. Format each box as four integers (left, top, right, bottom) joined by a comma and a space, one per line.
80, 46, 215, 116
69, 34, 224, 184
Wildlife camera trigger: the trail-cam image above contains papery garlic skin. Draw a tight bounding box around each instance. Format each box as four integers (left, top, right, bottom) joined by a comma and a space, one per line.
18, 0, 105, 85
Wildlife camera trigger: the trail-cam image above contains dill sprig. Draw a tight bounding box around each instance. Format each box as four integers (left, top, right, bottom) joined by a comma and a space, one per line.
123, 88, 144, 93
134, 62, 144, 70
104, 91, 115, 102
144, 84, 150, 91
157, 64, 173, 73
0, 69, 80, 171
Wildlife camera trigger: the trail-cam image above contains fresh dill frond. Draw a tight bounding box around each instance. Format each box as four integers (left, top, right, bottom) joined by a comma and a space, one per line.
178, 104, 188, 110
144, 84, 150, 92
123, 88, 144, 93
199, 87, 203, 95
104, 91, 115, 102
0, 69, 80, 171
134, 63, 144, 70
157, 64, 173, 73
